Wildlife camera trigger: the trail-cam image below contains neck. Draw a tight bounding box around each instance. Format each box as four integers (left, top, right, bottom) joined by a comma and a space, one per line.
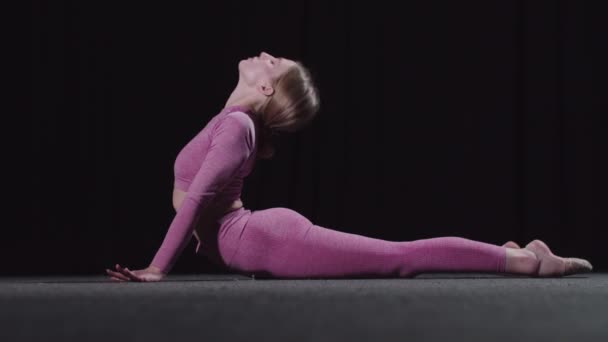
225, 82, 264, 113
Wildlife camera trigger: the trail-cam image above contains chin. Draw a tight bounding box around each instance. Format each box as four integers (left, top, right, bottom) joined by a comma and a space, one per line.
237, 61, 246, 73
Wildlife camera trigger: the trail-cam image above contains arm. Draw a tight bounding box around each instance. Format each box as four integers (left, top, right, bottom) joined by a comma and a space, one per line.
149, 114, 254, 274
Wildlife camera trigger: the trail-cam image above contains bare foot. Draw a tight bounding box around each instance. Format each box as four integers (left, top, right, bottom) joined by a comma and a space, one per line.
524, 239, 593, 277
505, 247, 539, 275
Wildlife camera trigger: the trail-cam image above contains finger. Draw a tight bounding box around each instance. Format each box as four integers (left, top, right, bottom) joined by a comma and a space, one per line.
107, 269, 130, 281
106, 272, 126, 282
115, 264, 138, 281
108, 271, 129, 281
123, 268, 142, 282
107, 268, 128, 279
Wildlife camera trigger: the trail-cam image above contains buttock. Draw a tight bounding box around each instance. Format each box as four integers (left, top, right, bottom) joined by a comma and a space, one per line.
246, 207, 313, 232
221, 207, 313, 267
197, 206, 314, 271
224, 207, 315, 274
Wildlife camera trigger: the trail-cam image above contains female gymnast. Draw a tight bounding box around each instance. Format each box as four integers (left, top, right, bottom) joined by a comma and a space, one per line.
106, 52, 593, 282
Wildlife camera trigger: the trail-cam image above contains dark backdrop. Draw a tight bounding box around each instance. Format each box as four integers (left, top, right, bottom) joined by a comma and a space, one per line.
18, 0, 607, 275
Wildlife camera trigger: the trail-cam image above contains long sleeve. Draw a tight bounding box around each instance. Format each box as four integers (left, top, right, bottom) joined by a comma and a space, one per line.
150, 114, 254, 274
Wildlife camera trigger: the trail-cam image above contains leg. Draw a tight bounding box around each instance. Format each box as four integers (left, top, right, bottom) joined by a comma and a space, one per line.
226, 207, 509, 279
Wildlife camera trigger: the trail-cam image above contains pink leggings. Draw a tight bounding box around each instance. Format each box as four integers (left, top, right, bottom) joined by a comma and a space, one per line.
196, 207, 507, 279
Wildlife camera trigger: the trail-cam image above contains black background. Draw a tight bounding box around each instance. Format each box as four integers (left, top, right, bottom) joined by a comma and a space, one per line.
19, 0, 607, 275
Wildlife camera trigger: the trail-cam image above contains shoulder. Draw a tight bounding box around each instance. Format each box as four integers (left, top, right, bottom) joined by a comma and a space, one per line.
214, 111, 256, 147
217, 111, 256, 138
223, 111, 255, 131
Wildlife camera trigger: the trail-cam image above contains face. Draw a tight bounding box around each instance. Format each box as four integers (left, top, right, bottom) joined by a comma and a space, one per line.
238, 52, 296, 96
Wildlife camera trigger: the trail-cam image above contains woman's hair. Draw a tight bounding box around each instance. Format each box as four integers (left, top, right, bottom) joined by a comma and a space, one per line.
254, 61, 320, 160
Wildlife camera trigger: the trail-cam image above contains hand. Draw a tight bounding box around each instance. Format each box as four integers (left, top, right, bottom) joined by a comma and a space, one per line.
106, 264, 166, 282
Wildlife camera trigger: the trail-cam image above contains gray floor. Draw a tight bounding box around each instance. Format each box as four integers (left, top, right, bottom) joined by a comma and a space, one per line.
1, 272, 607, 342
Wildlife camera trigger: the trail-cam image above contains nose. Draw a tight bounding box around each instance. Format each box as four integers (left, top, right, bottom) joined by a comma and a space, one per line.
260, 51, 273, 59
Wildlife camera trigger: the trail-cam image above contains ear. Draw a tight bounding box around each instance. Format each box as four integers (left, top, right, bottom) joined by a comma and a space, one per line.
257, 82, 275, 97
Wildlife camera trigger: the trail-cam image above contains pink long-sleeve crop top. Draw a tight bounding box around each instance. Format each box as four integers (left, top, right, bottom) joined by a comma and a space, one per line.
150, 105, 260, 274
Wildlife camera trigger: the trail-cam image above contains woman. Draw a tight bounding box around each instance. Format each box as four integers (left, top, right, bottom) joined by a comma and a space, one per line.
106, 52, 593, 282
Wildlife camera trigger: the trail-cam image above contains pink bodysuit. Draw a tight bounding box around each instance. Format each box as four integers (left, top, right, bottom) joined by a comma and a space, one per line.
150, 105, 508, 278
150, 105, 259, 273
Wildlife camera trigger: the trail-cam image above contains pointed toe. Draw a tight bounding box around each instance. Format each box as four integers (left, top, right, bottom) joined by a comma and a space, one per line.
564, 258, 593, 276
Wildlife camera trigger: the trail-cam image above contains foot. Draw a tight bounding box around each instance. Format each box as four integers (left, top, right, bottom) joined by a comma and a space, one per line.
524, 239, 593, 277
502, 241, 521, 248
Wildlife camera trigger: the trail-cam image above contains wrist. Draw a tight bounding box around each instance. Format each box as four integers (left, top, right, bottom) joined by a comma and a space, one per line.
148, 265, 166, 275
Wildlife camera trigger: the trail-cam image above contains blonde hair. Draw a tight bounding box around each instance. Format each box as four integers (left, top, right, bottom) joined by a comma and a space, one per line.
254, 61, 320, 160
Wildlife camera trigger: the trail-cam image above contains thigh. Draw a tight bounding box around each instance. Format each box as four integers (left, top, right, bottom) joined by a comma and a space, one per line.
249, 207, 312, 234
227, 207, 403, 278
243, 207, 314, 249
